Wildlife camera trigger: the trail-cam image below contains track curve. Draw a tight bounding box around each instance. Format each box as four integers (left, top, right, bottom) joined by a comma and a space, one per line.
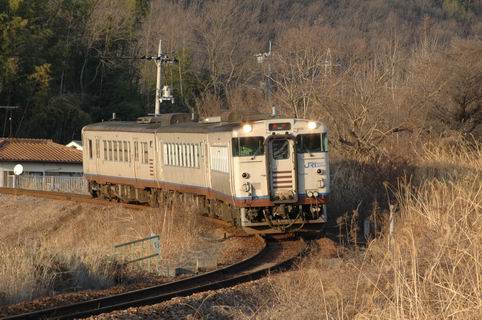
2, 239, 305, 320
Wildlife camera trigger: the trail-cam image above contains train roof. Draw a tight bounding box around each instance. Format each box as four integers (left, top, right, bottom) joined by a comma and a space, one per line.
82, 120, 241, 134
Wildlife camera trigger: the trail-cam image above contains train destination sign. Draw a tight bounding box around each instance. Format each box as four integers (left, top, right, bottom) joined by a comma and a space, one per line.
268, 123, 291, 131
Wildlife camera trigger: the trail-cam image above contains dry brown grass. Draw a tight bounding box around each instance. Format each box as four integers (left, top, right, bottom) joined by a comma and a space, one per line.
254, 142, 481, 320
0, 194, 207, 306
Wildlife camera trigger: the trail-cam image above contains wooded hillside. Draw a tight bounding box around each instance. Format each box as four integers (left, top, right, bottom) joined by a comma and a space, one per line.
1, 0, 481, 150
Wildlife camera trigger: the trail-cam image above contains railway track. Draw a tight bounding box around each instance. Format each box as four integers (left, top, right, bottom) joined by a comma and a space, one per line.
0, 188, 308, 320
2, 239, 305, 320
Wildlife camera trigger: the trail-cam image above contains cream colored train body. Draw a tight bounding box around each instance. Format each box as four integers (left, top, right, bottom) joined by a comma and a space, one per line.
82, 114, 330, 233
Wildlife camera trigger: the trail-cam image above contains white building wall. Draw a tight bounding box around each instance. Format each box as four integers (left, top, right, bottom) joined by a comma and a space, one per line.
0, 162, 83, 187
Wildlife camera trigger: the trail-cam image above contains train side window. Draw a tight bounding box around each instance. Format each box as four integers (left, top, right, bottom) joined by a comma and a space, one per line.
128, 142, 131, 162
174, 143, 181, 166
95, 139, 100, 159
185, 144, 189, 167
194, 144, 199, 168
141, 142, 144, 163
179, 144, 183, 167
143, 142, 148, 164
134, 142, 139, 161
140, 143, 143, 163
171, 144, 175, 166
232, 137, 264, 157
108, 141, 113, 161
113, 141, 118, 161
88, 139, 93, 159
296, 134, 322, 154
103, 140, 107, 160
172, 144, 176, 166
163, 143, 168, 165
119, 141, 123, 162
124, 141, 128, 162
188, 144, 193, 167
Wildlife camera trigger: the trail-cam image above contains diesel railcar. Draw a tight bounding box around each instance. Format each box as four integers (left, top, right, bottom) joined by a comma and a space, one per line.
81, 113, 330, 233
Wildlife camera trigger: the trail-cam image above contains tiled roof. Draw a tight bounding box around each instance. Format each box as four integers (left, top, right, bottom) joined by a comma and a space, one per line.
0, 138, 82, 163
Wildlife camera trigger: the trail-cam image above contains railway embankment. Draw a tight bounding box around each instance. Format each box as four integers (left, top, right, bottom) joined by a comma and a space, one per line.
0, 192, 263, 316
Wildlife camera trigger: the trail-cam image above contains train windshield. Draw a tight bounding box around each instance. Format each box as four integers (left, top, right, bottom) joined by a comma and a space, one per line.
296, 133, 328, 153
232, 137, 264, 157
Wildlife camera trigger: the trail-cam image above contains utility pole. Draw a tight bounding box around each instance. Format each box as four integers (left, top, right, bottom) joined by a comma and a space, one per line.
155, 40, 162, 116
141, 39, 177, 117
0, 106, 19, 137
255, 40, 274, 116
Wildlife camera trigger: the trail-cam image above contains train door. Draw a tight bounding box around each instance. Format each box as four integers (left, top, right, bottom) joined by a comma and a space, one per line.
267, 136, 298, 203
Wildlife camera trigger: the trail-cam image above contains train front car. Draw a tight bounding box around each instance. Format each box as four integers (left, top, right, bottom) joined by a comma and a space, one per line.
231, 118, 329, 233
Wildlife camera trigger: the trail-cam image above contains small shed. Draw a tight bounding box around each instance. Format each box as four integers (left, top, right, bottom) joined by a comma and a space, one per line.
0, 138, 83, 188
66, 140, 83, 151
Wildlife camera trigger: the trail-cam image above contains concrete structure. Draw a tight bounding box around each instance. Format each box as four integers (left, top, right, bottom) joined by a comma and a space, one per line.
0, 138, 83, 187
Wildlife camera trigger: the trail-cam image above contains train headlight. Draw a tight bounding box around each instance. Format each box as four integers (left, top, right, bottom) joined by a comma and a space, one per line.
307, 121, 317, 130
242, 124, 253, 133
307, 191, 313, 197
313, 191, 319, 197
316, 168, 325, 175
242, 172, 250, 179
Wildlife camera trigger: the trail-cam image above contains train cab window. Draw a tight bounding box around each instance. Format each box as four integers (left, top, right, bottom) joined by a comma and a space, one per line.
271, 139, 290, 160
296, 134, 322, 154
232, 137, 264, 157
88, 139, 93, 159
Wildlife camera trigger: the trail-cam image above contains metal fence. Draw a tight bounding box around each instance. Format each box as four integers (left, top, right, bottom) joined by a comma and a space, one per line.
114, 234, 161, 273
6, 175, 89, 194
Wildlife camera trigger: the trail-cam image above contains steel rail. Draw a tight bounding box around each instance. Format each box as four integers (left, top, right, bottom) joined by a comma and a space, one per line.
2, 239, 305, 320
